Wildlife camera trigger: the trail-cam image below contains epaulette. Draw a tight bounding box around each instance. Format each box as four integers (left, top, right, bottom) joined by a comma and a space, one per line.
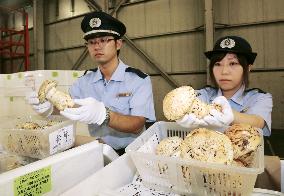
245, 88, 267, 94
82, 68, 98, 76
195, 85, 217, 96
125, 67, 148, 79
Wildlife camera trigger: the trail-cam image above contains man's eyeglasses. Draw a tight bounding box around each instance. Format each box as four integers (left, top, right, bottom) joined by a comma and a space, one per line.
85, 37, 115, 47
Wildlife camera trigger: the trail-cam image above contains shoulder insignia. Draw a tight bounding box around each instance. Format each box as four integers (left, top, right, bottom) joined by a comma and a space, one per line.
245, 88, 267, 94
195, 85, 217, 97
125, 67, 148, 79
82, 68, 98, 76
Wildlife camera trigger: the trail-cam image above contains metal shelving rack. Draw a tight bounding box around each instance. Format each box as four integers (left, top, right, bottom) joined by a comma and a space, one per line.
0, 6, 30, 72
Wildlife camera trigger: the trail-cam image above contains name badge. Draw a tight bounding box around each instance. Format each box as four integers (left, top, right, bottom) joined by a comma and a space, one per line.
117, 92, 132, 97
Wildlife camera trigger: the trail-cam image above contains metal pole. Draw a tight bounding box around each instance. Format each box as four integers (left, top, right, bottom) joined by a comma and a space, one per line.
71, 48, 89, 70
124, 35, 179, 88
84, 0, 102, 11
9, 29, 13, 72
204, 0, 214, 84
110, 0, 128, 16
33, 0, 45, 70
104, 0, 109, 12
24, 12, 29, 71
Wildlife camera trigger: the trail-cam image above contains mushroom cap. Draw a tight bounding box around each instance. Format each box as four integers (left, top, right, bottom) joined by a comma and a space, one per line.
38, 80, 58, 103
180, 128, 234, 165
156, 136, 183, 157
224, 123, 261, 159
163, 86, 196, 120
189, 98, 211, 119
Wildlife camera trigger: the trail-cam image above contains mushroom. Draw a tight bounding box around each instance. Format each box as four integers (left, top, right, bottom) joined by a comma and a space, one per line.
224, 123, 261, 167
180, 128, 234, 165
16, 122, 41, 130
38, 80, 74, 111
163, 86, 221, 121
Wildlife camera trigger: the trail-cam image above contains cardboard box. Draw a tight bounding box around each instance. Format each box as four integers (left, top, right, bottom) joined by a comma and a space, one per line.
255, 156, 281, 192
281, 160, 284, 192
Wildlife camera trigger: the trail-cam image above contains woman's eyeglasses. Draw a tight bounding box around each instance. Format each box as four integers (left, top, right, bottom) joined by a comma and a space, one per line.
85, 37, 115, 47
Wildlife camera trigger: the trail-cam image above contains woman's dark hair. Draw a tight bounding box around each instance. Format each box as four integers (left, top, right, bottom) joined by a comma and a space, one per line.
209, 52, 250, 87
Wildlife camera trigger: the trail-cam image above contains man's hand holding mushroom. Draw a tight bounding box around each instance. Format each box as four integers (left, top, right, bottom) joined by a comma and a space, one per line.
60, 97, 107, 125
25, 91, 53, 117
26, 80, 75, 117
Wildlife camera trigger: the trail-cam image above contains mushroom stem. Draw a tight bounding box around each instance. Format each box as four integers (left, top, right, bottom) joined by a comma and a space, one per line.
38, 80, 74, 111
45, 87, 74, 111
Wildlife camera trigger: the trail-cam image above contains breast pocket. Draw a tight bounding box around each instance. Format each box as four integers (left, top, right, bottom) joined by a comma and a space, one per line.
109, 97, 130, 115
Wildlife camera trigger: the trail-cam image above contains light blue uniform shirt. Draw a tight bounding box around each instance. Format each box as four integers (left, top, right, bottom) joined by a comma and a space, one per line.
69, 60, 156, 149
196, 85, 273, 136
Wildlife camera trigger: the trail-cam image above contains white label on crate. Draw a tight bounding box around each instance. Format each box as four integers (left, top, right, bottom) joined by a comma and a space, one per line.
49, 125, 74, 155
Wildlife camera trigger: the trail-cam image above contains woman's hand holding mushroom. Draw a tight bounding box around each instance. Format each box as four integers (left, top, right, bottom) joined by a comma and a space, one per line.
176, 113, 208, 128
203, 96, 234, 128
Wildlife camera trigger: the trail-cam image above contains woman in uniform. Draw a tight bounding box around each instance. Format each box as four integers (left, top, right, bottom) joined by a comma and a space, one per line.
177, 36, 273, 136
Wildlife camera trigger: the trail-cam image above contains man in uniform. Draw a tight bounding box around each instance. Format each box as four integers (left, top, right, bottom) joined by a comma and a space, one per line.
28, 11, 156, 154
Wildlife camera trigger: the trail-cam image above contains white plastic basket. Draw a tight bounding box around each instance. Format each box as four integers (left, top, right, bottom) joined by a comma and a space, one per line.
0, 153, 36, 174
0, 115, 76, 159
0, 140, 104, 196
126, 121, 264, 196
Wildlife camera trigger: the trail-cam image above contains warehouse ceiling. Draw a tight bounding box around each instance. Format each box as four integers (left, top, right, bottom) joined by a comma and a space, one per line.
0, 0, 32, 13
0, 0, 32, 32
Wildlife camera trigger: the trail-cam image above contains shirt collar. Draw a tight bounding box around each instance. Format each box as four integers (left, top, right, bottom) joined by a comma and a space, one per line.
215, 85, 245, 106
217, 88, 223, 97
230, 85, 245, 106
91, 68, 103, 83
109, 60, 127, 82
91, 60, 127, 83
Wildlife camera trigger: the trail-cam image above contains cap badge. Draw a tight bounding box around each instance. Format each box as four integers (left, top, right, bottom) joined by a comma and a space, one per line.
220, 38, 235, 49
89, 18, 101, 28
